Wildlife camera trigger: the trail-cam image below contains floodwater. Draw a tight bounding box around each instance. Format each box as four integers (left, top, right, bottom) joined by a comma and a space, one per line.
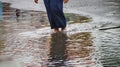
0, 0, 120, 67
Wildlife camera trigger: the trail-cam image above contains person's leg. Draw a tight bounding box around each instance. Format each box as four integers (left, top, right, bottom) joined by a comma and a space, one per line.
50, 0, 66, 31
43, 0, 52, 28
44, 0, 59, 33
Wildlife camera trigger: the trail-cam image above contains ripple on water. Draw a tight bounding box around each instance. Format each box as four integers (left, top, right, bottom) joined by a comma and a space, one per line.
92, 28, 120, 67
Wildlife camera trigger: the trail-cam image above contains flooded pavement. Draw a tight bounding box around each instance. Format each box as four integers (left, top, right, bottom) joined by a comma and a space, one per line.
93, 29, 120, 67
0, 0, 120, 67
67, 0, 120, 21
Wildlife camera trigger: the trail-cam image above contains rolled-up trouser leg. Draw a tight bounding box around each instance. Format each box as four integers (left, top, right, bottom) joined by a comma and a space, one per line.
44, 0, 66, 29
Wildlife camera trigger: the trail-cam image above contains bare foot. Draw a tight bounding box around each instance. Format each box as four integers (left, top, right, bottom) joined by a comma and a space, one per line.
54, 28, 59, 33
61, 27, 66, 32
64, 0, 69, 3
34, 0, 38, 4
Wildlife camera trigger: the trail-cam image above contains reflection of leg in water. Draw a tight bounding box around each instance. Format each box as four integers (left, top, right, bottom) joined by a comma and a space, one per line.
16, 9, 20, 22
48, 32, 68, 67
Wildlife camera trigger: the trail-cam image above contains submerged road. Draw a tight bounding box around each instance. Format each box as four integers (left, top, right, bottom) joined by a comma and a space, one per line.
1, 0, 120, 26
0, 0, 120, 67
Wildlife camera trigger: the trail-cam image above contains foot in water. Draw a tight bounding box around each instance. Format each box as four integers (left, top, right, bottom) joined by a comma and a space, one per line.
53, 28, 59, 33
52, 28, 67, 33
61, 28, 67, 33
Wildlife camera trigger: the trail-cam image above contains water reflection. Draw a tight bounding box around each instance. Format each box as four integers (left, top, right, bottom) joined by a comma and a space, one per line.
66, 32, 94, 67
0, 2, 5, 51
15, 9, 20, 22
0, 11, 5, 51
46, 32, 94, 67
67, 32, 92, 59
65, 13, 91, 24
47, 32, 68, 67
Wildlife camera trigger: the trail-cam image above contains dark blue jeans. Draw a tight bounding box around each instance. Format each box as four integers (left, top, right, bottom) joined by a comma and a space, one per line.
43, 0, 66, 29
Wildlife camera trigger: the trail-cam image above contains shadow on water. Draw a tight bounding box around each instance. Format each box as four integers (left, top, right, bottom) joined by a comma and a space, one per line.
47, 32, 68, 67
